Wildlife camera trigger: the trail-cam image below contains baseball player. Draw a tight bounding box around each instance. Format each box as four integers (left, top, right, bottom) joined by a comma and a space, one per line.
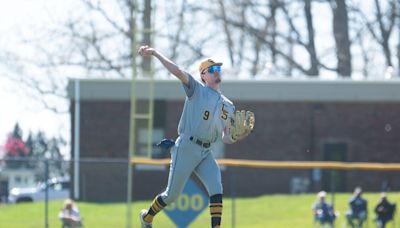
138, 45, 254, 228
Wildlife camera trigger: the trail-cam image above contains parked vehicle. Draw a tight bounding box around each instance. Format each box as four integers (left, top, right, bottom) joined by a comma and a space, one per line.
8, 178, 70, 203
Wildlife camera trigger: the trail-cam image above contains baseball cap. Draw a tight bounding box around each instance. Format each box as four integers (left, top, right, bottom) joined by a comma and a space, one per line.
317, 191, 327, 198
199, 58, 223, 74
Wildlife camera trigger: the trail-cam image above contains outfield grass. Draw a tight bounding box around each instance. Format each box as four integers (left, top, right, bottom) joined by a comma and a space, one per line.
0, 192, 399, 227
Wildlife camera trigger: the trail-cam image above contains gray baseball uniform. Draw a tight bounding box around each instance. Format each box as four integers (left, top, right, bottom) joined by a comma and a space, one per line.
160, 73, 234, 204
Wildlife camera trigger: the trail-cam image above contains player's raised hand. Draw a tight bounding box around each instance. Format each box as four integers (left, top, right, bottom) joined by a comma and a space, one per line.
138, 45, 155, 57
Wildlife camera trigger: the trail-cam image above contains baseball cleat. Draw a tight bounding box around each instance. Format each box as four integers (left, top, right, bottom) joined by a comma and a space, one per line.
139, 209, 152, 228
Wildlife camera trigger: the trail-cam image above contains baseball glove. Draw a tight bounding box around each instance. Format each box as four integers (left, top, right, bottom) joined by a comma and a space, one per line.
230, 110, 255, 142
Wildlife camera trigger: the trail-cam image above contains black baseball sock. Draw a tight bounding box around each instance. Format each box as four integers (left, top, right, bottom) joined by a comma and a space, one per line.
144, 195, 167, 223
210, 194, 223, 228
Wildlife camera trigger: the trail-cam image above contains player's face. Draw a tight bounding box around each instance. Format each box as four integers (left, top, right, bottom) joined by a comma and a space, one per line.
202, 66, 222, 84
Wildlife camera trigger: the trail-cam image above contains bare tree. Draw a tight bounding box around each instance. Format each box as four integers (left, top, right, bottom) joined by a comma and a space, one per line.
269, 0, 279, 65
66, 0, 137, 78
236, 0, 249, 69
141, 0, 153, 73
394, 0, 400, 77
273, 1, 320, 76
330, 0, 352, 77
250, 1, 280, 76
168, 0, 187, 61
0, 0, 143, 112
362, 0, 397, 68
4, 0, 400, 110
250, 3, 275, 76
217, 0, 235, 66
207, 1, 310, 76
304, 0, 319, 76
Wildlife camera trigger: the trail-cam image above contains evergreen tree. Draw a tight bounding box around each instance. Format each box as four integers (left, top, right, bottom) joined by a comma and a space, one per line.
11, 123, 23, 140
3, 123, 67, 179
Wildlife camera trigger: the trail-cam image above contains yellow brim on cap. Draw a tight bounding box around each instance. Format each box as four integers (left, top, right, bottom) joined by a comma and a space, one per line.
199, 59, 223, 73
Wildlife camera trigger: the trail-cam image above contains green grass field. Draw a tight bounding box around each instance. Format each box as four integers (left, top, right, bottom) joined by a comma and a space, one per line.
0, 192, 399, 228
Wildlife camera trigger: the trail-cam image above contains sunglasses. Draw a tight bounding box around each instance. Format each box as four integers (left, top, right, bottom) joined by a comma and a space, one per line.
207, 65, 221, 74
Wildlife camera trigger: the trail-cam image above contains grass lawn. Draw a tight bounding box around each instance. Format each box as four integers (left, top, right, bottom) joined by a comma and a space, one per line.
0, 192, 399, 227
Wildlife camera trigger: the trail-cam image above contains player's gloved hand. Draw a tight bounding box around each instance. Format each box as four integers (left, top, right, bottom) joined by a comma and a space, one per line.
156, 138, 175, 150
230, 110, 255, 142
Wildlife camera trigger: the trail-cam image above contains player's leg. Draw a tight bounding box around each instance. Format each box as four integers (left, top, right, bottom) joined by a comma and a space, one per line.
142, 141, 200, 224
160, 141, 202, 204
141, 194, 167, 225
194, 152, 223, 228
209, 194, 223, 228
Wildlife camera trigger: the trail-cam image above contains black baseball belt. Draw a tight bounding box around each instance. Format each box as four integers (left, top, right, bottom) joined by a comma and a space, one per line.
189, 136, 211, 148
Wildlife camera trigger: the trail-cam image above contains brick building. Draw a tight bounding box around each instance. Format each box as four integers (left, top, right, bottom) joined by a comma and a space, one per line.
67, 78, 400, 202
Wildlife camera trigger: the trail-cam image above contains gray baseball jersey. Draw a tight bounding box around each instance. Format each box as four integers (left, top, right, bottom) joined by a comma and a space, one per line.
160, 73, 235, 204
178, 74, 235, 141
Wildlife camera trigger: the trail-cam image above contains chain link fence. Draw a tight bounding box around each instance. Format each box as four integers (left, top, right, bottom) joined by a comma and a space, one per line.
1, 157, 400, 227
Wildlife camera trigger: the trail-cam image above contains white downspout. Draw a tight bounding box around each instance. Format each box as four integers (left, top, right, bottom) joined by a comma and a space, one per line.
73, 79, 80, 199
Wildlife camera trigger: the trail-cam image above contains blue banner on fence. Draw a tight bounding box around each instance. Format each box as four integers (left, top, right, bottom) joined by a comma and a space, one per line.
164, 178, 208, 228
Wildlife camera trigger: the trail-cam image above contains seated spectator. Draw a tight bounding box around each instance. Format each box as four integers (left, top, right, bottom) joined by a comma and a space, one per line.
374, 192, 396, 228
313, 191, 336, 228
59, 198, 83, 228
346, 187, 367, 228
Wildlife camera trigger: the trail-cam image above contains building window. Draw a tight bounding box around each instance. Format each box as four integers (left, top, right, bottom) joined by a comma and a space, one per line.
136, 128, 167, 171
322, 142, 347, 192
137, 128, 165, 158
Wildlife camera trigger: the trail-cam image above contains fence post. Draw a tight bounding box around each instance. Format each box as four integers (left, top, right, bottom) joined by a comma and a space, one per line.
330, 169, 336, 206
45, 159, 49, 228
229, 168, 236, 228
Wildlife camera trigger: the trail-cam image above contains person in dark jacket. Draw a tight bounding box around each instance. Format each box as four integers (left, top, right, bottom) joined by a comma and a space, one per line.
375, 192, 396, 228
346, 187, 368, 227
